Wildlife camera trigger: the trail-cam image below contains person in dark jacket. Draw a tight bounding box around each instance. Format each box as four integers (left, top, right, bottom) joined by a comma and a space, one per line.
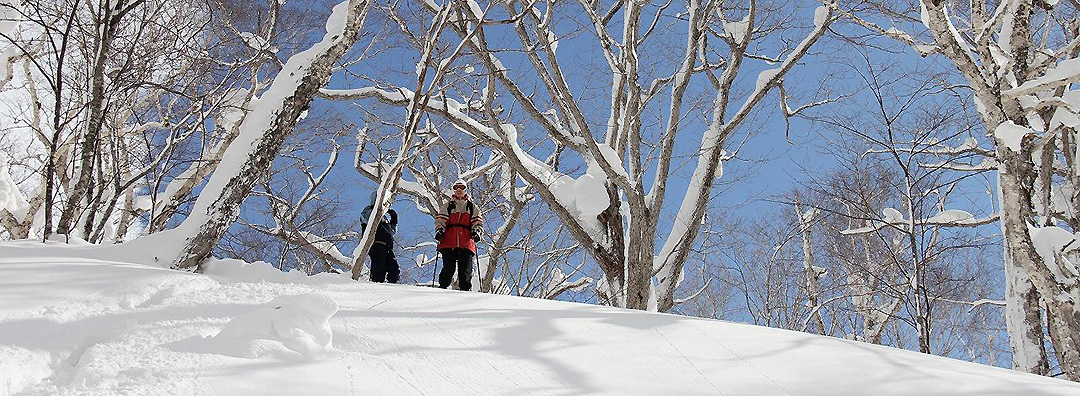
361, 191, 400, 283
434, 179, 483, 291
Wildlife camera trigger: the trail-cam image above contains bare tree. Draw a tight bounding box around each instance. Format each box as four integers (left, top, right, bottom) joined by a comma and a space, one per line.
165, 0, 375, 270
0, 0, 263, 242
840, 0, 1080, 378
326, 0, 840, 310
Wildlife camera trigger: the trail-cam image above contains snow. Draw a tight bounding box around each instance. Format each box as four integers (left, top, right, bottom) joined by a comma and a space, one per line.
919, 1, 931, 30
926, 209, 975, 224
914, 44, 937, 55
1028, 225, 1080, 293
0, 0, 20, 87
170, 293, 338, 361
1049, 90, 1080, 130
239, 32, 276, 54
843, 208, 991, 234
723, 14, 750, 42
142, 0, 360, 265
755, 68, 781, 93
958, 136, 979, 151
995, 121, 1031, 152
465, 0, 483, 18
2, 242, 1079, 395
546, 31, 559, 53
800, 207, 818, 224
974, 95, 988, 117
0, 47, 16, 87
813, 6, 829, 28
544, 154, 610, 226
0, 163, 29, 218
1006, 57, 1080, 97
989, 43, 1009, 69
882, 207, 904, 223
884, 27, 912, 42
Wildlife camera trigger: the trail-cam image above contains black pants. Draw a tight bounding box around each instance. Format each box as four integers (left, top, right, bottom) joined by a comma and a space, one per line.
439, 248, 474, 291
369, 244, 400, 283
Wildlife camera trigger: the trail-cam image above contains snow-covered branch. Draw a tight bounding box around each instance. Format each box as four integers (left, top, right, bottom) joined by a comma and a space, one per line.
841, 209, 999, 235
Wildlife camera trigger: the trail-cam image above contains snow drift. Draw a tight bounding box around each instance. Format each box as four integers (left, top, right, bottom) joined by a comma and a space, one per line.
1, 241, 1077, 395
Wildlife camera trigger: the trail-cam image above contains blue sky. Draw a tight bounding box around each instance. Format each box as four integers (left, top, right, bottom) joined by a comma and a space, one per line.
249, 0, 975, 261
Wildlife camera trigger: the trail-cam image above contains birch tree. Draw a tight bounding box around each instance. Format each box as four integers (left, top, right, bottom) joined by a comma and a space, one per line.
161, 0, 374, 270
806, 55, 998, 353
328, 0, 839, 310
0, 0, 257, 242
351, 118, 593, 295
840, 0, 1080, 378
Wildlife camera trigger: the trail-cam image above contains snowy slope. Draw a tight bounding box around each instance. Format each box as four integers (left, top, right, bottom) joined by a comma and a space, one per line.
1, 241, 1077, 396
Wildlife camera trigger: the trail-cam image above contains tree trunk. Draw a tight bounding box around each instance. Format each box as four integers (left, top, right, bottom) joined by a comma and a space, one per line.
57, 3, 122, 236
625, 191, 654, 310
998, 145, 1080, 380
795, 198, 826, 334
1002, 171, 1051, 375
597, 180, 628, 307
1006, 266, 1049, 374
171, 0, 372, 270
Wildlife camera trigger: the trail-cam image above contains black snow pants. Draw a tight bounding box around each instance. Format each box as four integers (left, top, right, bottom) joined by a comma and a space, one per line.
369, 243, 400, 283
438, 248, 474, 291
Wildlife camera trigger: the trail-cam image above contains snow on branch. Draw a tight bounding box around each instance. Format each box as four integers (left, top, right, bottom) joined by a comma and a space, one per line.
1028, 225, 1080, 282
458, 152, 504, 184
322, 85, 608, 242
1004, 58, 1080, 98
931, 296, 1007, 312
841, 208, 999, 235
656, 4, 837, 276
0, 163, 29, 219
919, 157, 998, 172
825, 2, 937, 56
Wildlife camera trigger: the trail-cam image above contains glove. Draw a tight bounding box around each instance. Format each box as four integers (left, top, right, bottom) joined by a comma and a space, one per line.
388, 209, 398, 224
470, 228, 482, 242
435, 229, 444, 241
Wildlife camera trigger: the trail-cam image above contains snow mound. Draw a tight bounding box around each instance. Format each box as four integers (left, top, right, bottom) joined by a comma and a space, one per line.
0, 345, 51, 395
202, 257, 351, 285
180, 293, 339, 361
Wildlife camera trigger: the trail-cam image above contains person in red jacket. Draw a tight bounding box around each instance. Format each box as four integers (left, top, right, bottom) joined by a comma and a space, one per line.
434, 179, 483, 290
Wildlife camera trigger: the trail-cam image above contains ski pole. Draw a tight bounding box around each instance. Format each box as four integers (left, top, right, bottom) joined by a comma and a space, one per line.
433, 250, 440, 288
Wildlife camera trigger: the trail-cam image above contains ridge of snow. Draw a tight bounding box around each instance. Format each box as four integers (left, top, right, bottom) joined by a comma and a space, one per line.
2, 243, 1079, 395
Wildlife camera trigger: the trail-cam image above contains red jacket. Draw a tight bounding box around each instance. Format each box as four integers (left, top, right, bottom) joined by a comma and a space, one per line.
435, 196, 482, 254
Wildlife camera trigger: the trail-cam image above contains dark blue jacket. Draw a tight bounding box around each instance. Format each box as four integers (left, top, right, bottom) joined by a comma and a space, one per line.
362, 192, 397, 249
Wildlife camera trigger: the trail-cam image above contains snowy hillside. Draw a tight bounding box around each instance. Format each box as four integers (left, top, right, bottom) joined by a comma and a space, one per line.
1, 241, 1076, 396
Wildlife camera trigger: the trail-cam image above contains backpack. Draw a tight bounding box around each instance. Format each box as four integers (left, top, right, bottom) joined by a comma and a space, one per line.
446, 200, 475, 215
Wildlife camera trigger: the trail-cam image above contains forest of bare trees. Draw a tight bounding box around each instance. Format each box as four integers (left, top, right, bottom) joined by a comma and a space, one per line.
0, 0, 1078, 380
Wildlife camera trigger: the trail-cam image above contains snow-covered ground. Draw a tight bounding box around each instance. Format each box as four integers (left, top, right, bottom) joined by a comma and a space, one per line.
1, 241, 1077, 396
